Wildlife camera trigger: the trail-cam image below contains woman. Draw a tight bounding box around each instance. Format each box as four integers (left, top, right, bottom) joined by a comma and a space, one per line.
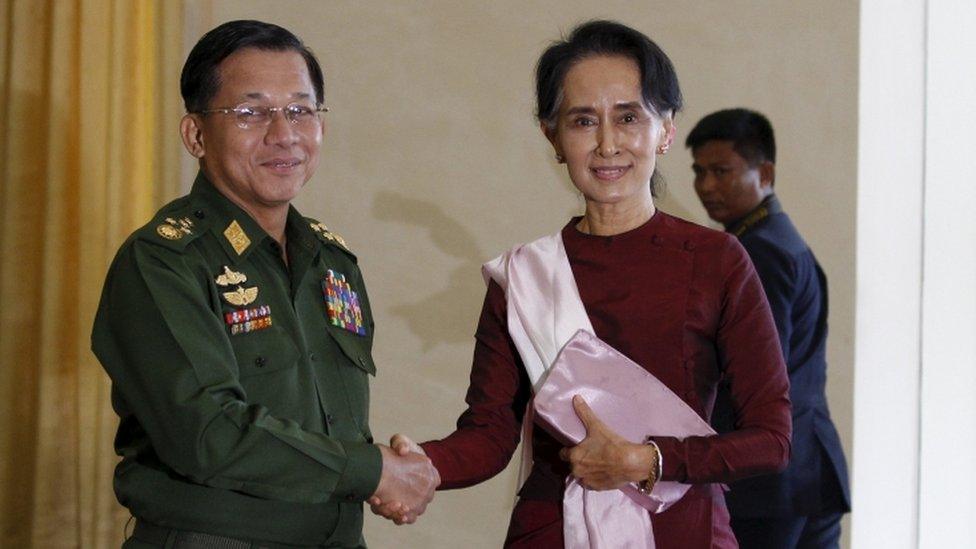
374, 20, 790, 548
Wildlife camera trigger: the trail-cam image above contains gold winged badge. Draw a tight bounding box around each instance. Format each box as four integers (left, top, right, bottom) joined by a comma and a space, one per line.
222, 286, 259, 307
214, 266, 258, 307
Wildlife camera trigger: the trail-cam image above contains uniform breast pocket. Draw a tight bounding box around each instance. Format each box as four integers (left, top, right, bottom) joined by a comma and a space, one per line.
326, 324, 377, 376
231, 327, 303, 417
230, 326, 300, 378
325, 325, 376, 429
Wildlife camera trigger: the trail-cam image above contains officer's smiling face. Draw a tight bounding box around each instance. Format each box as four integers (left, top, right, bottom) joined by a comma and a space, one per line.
188, 48, 324, 219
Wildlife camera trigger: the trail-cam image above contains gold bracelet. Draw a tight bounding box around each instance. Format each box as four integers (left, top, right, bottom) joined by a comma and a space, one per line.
636, 437, 661, 495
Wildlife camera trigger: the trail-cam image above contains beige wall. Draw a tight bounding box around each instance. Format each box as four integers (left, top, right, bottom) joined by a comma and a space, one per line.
189, 2, 858, 547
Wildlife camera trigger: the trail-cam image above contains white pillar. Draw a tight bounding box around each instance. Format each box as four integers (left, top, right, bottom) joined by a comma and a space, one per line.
853, 0, 925, 547
855, 1, 976, 547
918, 0, 976, 546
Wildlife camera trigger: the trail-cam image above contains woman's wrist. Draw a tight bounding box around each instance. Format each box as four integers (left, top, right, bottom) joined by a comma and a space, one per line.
634, 439, 661, 494
625, 442, 659, 483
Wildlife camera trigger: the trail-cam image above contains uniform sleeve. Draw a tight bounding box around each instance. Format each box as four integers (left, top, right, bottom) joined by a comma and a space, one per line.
91, 241, 381, 504
420, 280, 531, 489
741, 237, 797, 362
652, 238, 792, 484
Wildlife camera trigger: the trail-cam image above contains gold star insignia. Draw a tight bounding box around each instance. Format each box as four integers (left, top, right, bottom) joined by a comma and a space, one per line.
309, 221, 350, 250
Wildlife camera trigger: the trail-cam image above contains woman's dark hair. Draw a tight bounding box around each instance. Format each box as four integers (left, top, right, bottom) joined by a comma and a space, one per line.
535, 20, 683, 195
685, 108, 776, 165
535, 20, 682, 128
181, 20, 325, 113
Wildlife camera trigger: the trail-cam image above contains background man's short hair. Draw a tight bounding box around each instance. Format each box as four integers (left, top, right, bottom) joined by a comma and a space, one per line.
685, 108, 776, 165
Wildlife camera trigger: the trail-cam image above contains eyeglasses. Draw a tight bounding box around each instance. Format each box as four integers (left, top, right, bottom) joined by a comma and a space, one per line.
196, 102, 329, 130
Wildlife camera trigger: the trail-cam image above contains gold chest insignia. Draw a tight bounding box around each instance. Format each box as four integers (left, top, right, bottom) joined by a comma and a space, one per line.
156, 216, 194, 240
215, 266, 247, 287
222, 285, 259, 307
224, 220, 251, 255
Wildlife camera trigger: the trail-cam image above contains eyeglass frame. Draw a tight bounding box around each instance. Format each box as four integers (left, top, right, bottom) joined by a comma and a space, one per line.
193, 102, 330, 130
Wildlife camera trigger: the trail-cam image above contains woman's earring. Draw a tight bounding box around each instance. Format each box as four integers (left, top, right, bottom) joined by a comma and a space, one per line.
657, 145, 670, 155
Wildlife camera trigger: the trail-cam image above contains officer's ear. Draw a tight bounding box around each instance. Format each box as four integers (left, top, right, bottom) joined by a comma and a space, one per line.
759, 160, 775, 189
180, 114, 206, 159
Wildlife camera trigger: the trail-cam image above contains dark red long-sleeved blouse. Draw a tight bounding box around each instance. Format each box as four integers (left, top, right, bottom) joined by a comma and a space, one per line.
421, 212, 791, 548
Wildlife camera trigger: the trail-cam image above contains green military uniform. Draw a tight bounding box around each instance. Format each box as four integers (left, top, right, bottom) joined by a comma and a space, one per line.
92, 173, 382, 548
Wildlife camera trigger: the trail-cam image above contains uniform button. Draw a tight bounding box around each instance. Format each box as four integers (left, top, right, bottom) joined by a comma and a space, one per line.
652, 235, 664, 245
309, 353, 317, 361
326, 414, 334, 425
193, 209, 206, 219
683, 240, 696, 251
255, 356, 266, 368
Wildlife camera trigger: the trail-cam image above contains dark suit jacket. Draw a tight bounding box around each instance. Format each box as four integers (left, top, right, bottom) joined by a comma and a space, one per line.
713, 194, 851, 518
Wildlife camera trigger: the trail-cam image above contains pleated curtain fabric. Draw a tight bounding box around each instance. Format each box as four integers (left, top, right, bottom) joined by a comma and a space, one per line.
0, 1, 184, 546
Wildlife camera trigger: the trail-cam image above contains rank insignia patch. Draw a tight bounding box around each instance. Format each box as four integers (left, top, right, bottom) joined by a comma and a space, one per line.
225, 305, 272, 335
224, 220, 251, 255
322, 269, 366, 335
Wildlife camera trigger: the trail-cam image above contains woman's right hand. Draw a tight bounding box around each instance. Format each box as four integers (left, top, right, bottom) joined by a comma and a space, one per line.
559, 395, 658, 491
390, 433, 425, 457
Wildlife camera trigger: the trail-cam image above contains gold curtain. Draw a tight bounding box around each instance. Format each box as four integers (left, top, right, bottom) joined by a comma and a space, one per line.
0, 1, 184, 547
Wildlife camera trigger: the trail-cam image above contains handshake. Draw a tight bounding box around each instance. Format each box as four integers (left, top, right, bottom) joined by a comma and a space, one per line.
369, 434, 439, 525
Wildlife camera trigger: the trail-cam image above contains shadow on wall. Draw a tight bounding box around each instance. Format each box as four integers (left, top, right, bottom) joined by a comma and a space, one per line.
373, 191, 486, 352
653, 172, 699, 224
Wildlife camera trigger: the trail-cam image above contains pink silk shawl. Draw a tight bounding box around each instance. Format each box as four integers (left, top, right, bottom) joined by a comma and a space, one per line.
482, 232, 715, 549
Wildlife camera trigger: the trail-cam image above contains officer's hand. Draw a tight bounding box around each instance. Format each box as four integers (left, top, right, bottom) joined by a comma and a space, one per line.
369, 444, 439, 524
558, 395, 655, 491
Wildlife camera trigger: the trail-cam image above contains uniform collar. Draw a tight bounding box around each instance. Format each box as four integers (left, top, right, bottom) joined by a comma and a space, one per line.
724, 194, 783, 238
188, 172, 273, 265
284, 204, 324, 256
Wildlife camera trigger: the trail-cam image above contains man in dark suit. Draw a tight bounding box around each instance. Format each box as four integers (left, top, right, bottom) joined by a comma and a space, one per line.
686, 109, 850, 548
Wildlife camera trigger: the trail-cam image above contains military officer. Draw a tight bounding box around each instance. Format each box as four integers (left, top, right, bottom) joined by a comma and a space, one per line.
687, 108, 851, 549
92, 20, 437, 548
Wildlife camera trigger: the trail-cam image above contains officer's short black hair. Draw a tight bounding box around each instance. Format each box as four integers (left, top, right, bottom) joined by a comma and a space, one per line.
181, 20, 325, 113
685, 108, 776, 165
535, 20, 683, 196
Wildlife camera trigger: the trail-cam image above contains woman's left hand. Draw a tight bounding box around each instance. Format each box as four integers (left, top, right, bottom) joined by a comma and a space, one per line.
559, 395, 656, 490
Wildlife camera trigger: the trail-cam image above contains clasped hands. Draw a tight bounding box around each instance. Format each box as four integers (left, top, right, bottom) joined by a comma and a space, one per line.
369, 395, 656, 525
369, 435, 438, 525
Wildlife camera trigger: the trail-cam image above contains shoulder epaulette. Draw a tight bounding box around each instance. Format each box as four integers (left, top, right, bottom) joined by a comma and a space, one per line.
135, 198, 208, 252
307, 218, 354, 256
